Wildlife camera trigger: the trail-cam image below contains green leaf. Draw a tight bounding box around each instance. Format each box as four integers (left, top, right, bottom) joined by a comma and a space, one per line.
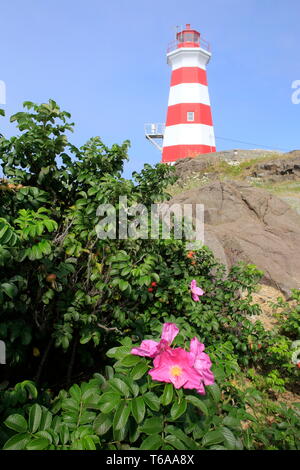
69, 383, 81, 402
222, 416, 241, 430
165, 425, 198, 450
0, 222, 18, 245
143, 392, 160, 412
121, 376, 139, 398
93, 413, 113, 436
221, 426, 239, 450
113, 400, 131, 431
131, 397, 145, 424
39, 409, 52, 431
140, 433, 164, 450
130, 362, 148, 380
113, 419, 129, 443
99, 392, 121, 413
71, 440, 84, 450
4, 414, 28, 433
1, 282, 18, 299
121, 267, 131, 276
106, 346, 131, 360
119, 279, 129, 291
209, 445, 227, 450
26, 437, 50, 450
118, 354, 141, 367
29, 404, 42, 433
35, 430, 53, 444
202, 429, 224, 447
109, 378, 130, 397
3, 433, 31, 450
61, 398, 79, 413
164, 434, 186, 450
82, 436, 97, 450
170, 398, 187, 420
140, 417, 163, 435
207, 383, 221, 404
161, 383, 173, 406
59, 423, 70, 445
186, 395, 209, 416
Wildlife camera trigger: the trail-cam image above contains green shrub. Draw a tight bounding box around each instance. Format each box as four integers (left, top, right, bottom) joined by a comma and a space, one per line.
0, 337, 245, 450
1, 100, 299, 451
1, 336, 299, 450
0, 100, 269, 386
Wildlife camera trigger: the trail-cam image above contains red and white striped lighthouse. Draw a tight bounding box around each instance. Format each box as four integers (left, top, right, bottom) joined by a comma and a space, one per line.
162, 24, 216, 164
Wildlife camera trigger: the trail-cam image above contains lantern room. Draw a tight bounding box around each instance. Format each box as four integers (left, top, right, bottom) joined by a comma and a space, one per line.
176, 24, 200, 48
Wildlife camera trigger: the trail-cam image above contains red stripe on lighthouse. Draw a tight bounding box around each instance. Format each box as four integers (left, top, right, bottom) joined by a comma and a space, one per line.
166, 103, 213, 126
162, 145, 216, 162
161, 26, 216, 164
171, 67, 208, 86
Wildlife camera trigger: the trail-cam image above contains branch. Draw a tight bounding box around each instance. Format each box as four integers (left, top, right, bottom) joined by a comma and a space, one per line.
53, 218, 74, 245
97, 323, 122, 334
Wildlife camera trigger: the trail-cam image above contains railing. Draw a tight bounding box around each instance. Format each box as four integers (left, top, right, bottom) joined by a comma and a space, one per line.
167, 37, 211, 54
144, 123, 165, 137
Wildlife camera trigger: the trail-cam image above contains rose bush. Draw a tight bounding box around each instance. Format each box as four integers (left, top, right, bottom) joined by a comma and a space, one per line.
0, 101, 299, 450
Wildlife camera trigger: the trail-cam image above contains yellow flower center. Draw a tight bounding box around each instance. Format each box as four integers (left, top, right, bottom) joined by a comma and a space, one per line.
170, 365, 182, 377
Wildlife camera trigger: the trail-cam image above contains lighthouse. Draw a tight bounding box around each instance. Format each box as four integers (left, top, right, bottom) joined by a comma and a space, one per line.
162, 24, 216, 164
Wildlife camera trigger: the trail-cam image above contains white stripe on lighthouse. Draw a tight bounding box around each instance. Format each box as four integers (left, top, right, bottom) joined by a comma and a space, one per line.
163, 123, 216, 147
168, 83, 211, 107
167, 49, 210, 70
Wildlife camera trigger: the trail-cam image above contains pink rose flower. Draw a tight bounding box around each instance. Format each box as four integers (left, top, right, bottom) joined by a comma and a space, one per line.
186, 337, 214, 393
131, 322, 179, 358
149, 347, 203, 390
190, 280, 204, 302
131, 323, 214, 395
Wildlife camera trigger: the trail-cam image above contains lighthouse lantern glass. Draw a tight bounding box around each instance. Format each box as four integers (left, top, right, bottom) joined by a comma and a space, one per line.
177, 29, 200, 48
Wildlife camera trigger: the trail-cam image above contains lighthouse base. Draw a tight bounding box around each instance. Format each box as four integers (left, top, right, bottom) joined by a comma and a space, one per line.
162, 144, 216, 163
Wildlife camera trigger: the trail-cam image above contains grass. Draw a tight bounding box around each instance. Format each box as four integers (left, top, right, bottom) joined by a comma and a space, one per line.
253, 180, 300, 194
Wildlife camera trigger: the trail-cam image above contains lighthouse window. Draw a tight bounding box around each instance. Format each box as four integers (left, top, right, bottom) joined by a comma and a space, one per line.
187, 112, 195, 122
184, 32, 194, 42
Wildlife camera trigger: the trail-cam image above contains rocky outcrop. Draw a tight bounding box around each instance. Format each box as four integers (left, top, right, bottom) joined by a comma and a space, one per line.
169, 181, 300, 296
252, 156, 300, 181
173, 149, 283, 181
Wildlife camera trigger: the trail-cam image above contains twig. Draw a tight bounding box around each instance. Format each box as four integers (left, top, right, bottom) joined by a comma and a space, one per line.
53, 218, 74, 245
97, 323, 122, 334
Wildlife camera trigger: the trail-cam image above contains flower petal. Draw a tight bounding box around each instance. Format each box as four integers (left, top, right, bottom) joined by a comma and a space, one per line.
191, 293, 200, 302
193, 286, 204, 296
161, 323, 179, 345
190, 337, 205, 357
131, 340, 159, 357
189, 338, 215, 386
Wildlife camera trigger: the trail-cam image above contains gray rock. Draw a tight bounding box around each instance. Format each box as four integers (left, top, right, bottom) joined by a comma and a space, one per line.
168, 181, 300, 296
252, 156, 300, 180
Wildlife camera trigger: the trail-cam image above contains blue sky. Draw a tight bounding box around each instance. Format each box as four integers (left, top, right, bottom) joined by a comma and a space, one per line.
0, 0, 300, 178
